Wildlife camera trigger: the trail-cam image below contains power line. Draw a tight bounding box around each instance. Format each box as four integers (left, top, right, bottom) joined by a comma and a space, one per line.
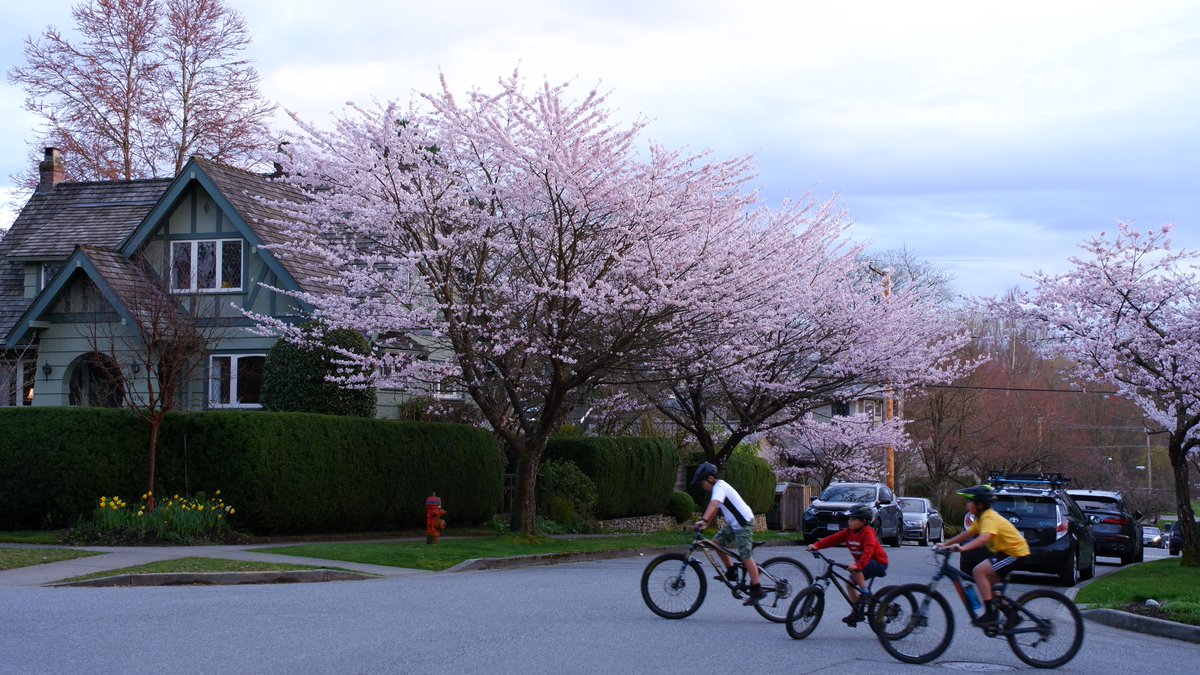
920, 383, 1119, 395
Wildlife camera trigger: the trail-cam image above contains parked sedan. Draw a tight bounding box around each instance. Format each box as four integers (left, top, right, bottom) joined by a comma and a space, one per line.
898, 497, 944, 546
1142, 526, 1166, 549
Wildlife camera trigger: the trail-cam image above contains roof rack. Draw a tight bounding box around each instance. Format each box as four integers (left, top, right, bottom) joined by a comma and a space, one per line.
987, 472, 1071, 489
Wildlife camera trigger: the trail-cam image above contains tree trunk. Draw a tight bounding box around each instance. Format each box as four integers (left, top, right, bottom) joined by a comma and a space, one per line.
1168, 435, 1198, 566
146, 415, 161, 511
508, 446, 544, 534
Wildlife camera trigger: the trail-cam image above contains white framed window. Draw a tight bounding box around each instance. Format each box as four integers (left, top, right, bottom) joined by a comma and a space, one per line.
0, 360, 36, 407
170, 239, 243, 292
208, 354, 265, 409
434, 377, 465, 400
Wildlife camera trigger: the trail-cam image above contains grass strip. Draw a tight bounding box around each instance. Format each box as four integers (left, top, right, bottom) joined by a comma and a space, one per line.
64, 557, 340, 582
1075, 558, 1200, 626
0, 531, 66, 545
257, 531, 795, 572
0, 547, 101, 571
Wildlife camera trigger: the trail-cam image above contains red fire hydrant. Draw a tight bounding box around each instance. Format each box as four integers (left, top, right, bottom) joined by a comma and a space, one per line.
425, 493, 447, 544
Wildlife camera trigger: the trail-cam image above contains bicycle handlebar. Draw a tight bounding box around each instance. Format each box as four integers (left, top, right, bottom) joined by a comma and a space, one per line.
808, 548, 851, 571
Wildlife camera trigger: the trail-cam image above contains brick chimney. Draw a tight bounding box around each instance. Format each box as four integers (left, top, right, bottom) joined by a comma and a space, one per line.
36, 148, 66, 194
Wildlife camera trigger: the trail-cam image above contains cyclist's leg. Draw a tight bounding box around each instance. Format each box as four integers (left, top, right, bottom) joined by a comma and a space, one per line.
847, 569, 865, 604
712, 525, 737, 571
732, 526, 760, 585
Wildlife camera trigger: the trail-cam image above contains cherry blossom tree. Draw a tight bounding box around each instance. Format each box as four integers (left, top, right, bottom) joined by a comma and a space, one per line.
1005, 223, 1200, 565
646, 223, 976, 472
259, 72, 795, 533
773, 413, 912, 490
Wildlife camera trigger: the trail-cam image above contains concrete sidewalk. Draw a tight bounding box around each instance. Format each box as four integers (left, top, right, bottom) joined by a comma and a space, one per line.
0, 541, 430, 588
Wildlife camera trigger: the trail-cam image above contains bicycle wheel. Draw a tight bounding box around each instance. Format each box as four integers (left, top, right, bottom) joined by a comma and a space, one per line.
640, 553, 707, 619
874, 584, 954, 665
785, 587, 825, 640
867, 585, 920, 638
1004, 589, 1085, 668
753, 557, 813, 623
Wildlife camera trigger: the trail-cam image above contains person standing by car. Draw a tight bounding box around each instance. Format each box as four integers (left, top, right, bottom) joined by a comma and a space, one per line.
938, 484, 1031, 626
807, 505, 890, 625
692, 462, 765, 605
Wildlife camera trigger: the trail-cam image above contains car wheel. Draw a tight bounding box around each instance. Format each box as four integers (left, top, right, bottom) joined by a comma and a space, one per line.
1058, 549, 1080, 587
1079, 554, 1095, 581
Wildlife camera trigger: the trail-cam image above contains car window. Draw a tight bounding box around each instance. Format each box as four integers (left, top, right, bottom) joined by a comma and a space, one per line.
994, 496, 1057, 518
881, 487, 895, 503
898, 499, 925, 513
820, 485, 875, 502
1071, 496, 1120, 511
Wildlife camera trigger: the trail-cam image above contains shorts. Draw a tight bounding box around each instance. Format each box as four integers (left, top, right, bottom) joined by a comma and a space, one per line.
714, 523, 755, 560
859, 560, 887, 579
986, 554, 1024, 577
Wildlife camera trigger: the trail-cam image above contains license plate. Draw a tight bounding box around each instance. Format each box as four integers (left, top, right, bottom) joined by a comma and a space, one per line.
828, 524, 840, 531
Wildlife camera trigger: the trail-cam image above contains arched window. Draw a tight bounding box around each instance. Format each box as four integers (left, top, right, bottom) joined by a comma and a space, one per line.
67, 352, 124, 408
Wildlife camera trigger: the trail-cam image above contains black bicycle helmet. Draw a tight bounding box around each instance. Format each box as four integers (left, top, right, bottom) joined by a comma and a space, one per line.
957, 484, 995, 507
848, 505, 874, 521
691, 462, 718, 486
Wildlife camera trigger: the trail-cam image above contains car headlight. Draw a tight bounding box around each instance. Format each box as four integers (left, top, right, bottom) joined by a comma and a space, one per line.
805, 506, 817, 515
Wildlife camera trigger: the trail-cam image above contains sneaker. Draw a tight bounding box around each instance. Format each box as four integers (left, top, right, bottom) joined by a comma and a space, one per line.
971, 611, 999, 627
841, 611, 863, 626
725, 568, 739, 582
742, 587, 768, 606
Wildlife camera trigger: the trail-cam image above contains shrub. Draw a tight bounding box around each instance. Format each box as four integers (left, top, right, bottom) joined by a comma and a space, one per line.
720, 446, 776, 515
544, 436, 677, 519
260, 323, 376, 417
666, 491, 697, 523
537, 458, 598, 531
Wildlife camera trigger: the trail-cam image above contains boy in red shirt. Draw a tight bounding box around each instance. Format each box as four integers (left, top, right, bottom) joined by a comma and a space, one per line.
807, 504, 890, 625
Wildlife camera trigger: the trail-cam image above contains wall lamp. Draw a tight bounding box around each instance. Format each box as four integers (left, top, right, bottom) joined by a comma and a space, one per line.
41, 361, 52, 380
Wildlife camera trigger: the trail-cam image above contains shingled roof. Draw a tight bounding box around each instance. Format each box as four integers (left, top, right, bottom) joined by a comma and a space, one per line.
186, 157, 339, 296
0, 179, 171, 341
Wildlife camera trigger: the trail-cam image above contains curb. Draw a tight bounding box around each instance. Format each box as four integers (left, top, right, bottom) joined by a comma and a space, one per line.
1082, 608, 1200, 644
447, 545, 679, 572
49, 569, 375, 588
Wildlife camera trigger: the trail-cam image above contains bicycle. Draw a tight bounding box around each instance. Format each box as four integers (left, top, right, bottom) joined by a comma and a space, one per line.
873, 548, 1084, 668
640, 532, 812, 622
784, 549, 903, 639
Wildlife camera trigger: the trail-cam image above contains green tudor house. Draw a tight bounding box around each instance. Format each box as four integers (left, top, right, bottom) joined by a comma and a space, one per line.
0, 148, 428, 414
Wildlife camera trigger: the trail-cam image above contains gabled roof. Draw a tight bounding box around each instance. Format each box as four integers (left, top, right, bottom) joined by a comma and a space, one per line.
0, 179, 171, 340
120, 157, 339, 297
4, 246, 171, 349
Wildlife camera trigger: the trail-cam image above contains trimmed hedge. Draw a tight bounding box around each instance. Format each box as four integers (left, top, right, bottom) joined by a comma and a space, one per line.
544, 436, 677, 519
0, 408, 149, 529
722, 449, 776, 515
0, 408, 502, 533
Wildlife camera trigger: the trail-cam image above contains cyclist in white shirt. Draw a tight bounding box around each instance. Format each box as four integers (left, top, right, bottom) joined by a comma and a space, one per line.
692, 462, 765, 605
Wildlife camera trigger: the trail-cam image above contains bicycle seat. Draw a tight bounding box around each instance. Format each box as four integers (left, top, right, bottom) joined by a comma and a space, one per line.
751, 540, 766, 549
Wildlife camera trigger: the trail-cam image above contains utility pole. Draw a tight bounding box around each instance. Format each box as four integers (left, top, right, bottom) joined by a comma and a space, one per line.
869, 262, 895, 491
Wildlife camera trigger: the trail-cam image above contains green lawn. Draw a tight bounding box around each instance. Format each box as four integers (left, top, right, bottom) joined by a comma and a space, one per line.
64, 557, 340, 582
1075, 558, 1200, 626
0, 531, 66, 545
258, 531, 791, 571
0, 547, 100, 570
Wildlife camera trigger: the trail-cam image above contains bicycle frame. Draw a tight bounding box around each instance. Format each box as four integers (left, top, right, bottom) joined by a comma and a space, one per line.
924, 550, 1054, 638
686, 533, 750, 590
805, 550, 878, 610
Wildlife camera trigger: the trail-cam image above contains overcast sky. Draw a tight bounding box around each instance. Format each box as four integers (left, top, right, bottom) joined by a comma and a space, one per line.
2, 0, 1198, 298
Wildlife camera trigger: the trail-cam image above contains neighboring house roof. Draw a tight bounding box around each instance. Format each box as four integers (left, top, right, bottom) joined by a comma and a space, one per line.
0, 179, 171, 342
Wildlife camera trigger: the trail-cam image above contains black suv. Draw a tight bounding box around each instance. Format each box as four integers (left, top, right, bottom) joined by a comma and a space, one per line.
960, 473, 1096, 586
1066, 489, 1144, 565
802, 482, 903, 547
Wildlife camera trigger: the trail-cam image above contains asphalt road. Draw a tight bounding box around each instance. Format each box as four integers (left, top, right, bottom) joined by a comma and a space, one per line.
0, 542, 1187, 673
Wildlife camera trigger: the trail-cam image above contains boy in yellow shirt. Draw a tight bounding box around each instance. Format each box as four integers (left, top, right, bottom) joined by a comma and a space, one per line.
938, 484, 1030, 626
